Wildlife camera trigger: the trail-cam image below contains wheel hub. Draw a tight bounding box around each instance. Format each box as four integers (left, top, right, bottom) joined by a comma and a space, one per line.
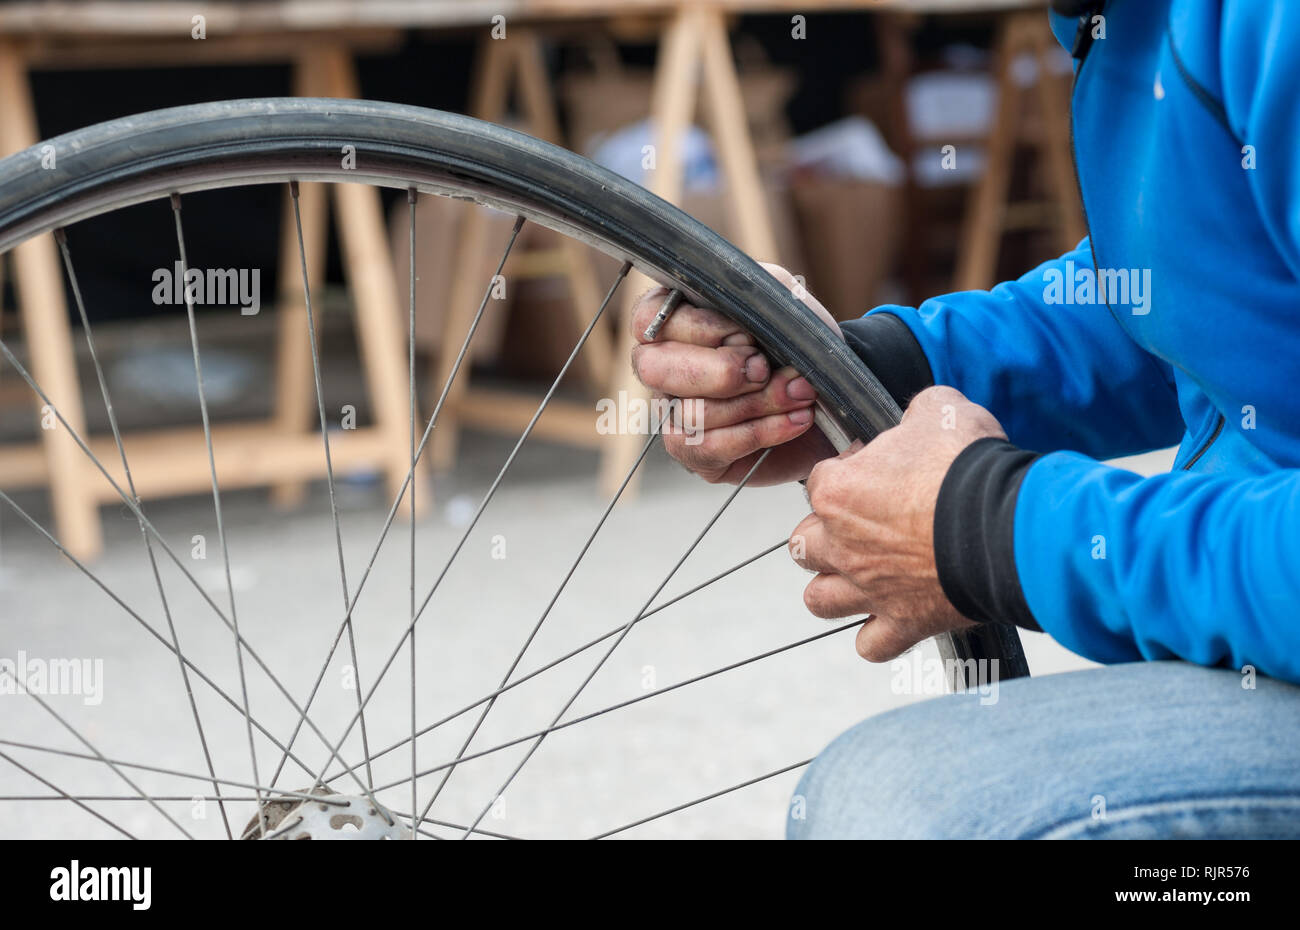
241, 787, 410, 840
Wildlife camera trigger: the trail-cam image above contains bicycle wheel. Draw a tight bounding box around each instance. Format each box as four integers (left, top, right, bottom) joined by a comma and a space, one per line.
0, 99, 1027, 839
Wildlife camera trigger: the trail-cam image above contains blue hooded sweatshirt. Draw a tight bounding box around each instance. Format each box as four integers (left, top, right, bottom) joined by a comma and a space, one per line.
840, 0, 1300, 683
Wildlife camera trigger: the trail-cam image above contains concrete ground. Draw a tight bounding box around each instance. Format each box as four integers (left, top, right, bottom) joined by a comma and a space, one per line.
0, 427, 1174, 840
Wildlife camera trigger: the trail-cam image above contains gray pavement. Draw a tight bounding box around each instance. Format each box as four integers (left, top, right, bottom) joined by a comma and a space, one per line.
0, 424, 1171, 839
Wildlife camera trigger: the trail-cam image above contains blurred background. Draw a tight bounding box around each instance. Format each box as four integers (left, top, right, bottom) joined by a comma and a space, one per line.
0, 0, 1142, 839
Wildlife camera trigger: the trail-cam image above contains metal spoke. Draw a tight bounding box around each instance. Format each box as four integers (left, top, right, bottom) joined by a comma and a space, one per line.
311, 258, 632, 790
461, 449, 773, 837
408, 187, 423, 837
268, 215, 528, 788
0, 340, 383, 805
369, 619, 857, 794
419, 394, 661, 821
0, 669, 194, 838
591, 759, 812, 839
53, 227, 232, 839
288, 181, 374, 790
322, 539, 786, 784
0, 739, 352, 809
0, 489, 319, 785
0, 751, 137, 839
407, 189, 418, 836
3, 795, 269, 802
170, 192, 264, 833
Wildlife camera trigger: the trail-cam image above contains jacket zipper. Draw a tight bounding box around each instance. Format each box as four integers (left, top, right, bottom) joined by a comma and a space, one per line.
1066, 2, 1216, 469
1064, 7, 1108, 314
1181, 414, 1224, 471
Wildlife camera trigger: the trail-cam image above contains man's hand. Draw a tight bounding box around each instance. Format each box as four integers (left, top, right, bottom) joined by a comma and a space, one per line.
628, 264, 839, 486
789, 386, 1006, 661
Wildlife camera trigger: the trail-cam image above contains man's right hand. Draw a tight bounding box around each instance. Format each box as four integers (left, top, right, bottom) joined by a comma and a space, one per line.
628, 266, 840, 486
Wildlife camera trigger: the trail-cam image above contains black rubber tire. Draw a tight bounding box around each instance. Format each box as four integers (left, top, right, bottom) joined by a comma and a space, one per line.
0, 97, 1027, 680
0, 97, 901, 443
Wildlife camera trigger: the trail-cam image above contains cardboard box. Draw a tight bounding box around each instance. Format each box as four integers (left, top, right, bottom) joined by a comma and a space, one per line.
387, 193, 520, 359
789, 173, 902, 321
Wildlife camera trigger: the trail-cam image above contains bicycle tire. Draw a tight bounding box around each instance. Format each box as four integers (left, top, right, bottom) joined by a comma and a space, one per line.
0, 97, 1028, 689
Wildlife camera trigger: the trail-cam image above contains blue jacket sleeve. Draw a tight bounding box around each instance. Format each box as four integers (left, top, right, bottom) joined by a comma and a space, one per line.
845, 240, 1184, 458
1014, 454, 1300, 684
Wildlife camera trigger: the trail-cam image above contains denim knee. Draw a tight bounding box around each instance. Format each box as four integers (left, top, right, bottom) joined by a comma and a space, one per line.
787, 694, 989, 839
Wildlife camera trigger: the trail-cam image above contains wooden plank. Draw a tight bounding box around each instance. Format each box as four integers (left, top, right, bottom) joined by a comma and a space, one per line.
429, 32, 515, 470
598, 2, 699, 497
456, 389, 604, 448
511, 26, 615, 388
270, 49, 336, 508
0, 424, 397, 501
1030, 19, 1087, 250
0, 38, 102, 559
698, 5, 780, 262
21, 30, 401, 69
268, 176, 328, 507
313, 43, 428, 513
953, 13, 1081, 292
952, 13, 1030, 292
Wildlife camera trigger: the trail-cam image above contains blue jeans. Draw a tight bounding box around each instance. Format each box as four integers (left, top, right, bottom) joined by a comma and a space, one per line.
788, 661, 1300, 839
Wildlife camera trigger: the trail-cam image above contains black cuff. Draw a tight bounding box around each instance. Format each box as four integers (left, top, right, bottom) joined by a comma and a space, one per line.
933, 437, 1042, 630
839, 313, 934, 408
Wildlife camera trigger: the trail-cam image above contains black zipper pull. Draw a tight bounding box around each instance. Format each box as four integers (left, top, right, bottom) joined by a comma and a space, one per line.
1052, 0, 1106, 61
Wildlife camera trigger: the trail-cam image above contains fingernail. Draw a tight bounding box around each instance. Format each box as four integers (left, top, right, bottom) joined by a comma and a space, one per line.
723, 332, 753, 347
789, 407, 813, 425
787, 376, 816, 401
744, 353, 769, 383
